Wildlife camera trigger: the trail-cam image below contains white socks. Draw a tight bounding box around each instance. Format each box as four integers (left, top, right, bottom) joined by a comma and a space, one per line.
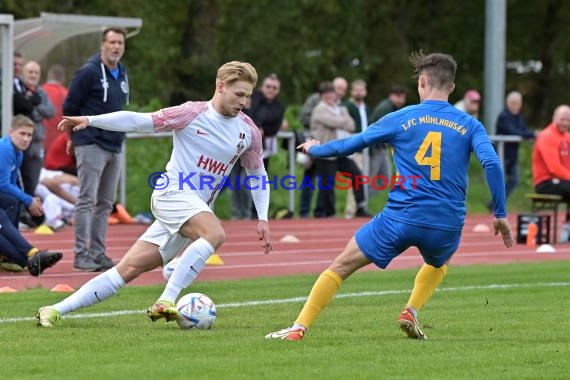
51, 238, 215, 315
158, 238, 214, 303
53, 267, 126, 315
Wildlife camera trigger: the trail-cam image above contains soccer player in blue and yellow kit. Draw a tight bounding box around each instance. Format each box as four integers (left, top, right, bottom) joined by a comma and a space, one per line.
266, 51, 514, 341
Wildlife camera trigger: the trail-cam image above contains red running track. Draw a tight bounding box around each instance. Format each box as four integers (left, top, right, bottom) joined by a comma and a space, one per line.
1, 215, 569, 291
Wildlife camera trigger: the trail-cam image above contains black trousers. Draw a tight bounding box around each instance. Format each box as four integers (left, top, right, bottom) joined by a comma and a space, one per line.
535, 179, 570, 200
314, 157, 365, 217
0, 208, 33, 267
0, 193, 21, 228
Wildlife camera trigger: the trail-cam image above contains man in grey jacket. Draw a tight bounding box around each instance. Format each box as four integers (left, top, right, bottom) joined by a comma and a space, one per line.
311, 82, 368, 218
18, 61, 55, 197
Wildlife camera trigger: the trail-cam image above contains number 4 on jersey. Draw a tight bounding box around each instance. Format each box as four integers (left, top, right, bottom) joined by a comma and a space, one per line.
415, 131, 441, 180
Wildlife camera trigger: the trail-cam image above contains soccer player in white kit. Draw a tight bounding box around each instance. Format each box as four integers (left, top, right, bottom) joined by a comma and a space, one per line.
37, 61, 272, 327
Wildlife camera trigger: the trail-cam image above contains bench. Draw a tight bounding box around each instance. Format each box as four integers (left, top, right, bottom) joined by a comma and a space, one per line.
526, 193, 570, 243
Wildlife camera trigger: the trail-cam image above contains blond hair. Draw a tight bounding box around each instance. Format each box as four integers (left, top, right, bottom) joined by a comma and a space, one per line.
216, 61, 258, 86
11, 114, 35, 130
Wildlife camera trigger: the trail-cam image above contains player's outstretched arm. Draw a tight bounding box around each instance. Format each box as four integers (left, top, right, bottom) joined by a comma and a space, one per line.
59, 111, 155, 133
494, 218, 513, 248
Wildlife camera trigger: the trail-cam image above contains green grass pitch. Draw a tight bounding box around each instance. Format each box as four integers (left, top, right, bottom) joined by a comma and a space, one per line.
1, 261, 569, 379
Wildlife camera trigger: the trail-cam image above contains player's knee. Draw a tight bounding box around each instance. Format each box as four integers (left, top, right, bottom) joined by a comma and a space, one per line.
203, 228, 225, 249
117, 255, 161, 283
116, 262, 144, 283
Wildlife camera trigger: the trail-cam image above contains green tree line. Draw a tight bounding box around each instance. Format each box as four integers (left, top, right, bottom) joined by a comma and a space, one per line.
3, 0, 570, 127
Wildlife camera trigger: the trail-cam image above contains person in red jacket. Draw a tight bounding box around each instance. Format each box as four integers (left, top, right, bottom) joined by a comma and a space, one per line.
532, 105, 570, 198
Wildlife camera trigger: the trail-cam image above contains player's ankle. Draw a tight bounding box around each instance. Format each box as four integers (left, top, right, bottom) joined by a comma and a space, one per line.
405, 305, 418, 317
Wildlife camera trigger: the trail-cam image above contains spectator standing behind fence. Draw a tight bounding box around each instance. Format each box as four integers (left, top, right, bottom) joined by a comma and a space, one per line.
310, 82, 368, 218
42, 64, 68, 151
532, 105, 570, 199
454, 89, 481, 119
298, 88, 320, 218
495, 91, 535, 200
344, 79, 371, 218
298, 77, 348, 217
367, 85, 407, 201
63, 27, 130, 272
245, 74, 286, 170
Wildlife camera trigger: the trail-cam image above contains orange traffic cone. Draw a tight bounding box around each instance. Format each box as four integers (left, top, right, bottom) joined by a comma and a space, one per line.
51, 283, 75, 292
526, 223, 538, 247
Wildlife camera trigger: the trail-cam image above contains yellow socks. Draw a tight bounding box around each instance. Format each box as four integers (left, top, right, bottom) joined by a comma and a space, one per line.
27, 248, 40, 257
295, 269, 343, 329
407, 263, 448, 311
293, 264, 446, 329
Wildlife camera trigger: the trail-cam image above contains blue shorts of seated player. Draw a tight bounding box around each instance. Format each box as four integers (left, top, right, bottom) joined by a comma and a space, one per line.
355, 213, 461, 269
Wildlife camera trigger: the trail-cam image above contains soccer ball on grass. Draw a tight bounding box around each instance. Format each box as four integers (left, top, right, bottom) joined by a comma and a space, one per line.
176, 292, 217, 330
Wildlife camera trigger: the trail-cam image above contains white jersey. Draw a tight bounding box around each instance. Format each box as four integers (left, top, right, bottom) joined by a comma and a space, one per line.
150, 101, 263, 205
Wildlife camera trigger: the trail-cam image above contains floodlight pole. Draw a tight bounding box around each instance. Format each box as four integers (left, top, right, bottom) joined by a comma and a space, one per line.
483, 0, 506, 135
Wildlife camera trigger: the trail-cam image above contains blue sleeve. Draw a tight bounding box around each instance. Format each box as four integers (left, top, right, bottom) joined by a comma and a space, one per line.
472, 125, 507, 217
0, 149, 33, 206
63, 66, 92, 116
308, 115, 396, 158
308, 134, 368, 158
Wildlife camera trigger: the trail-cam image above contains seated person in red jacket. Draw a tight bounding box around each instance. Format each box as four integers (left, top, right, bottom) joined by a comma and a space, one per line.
43, 133, 76, 175
532, 105, 570, 199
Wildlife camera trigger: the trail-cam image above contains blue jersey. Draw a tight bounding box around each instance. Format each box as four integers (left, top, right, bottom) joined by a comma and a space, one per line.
309, 100, 506, 231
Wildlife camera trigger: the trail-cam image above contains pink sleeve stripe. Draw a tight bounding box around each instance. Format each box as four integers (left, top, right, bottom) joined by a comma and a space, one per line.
151, 101, 208, 131
239, 113, 264, 170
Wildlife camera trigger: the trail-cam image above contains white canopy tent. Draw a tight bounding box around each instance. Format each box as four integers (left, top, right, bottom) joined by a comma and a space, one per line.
1, 12, 142, 136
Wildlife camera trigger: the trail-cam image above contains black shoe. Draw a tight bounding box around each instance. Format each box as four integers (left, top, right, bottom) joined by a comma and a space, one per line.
93, 253, 114, 270
355, 208, 372, 218
28, 251, 63, 276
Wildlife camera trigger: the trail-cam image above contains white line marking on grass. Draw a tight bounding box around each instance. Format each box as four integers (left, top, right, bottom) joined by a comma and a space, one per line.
2, 281, 568, 324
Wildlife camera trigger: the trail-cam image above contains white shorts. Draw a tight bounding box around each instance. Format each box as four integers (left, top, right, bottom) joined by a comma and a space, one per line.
139, 192, 212, 263
150, 191, 212, 234
139, 221, 192, 264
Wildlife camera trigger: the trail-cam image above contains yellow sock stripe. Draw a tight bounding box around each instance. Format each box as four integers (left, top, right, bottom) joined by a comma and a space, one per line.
27, 248, 40, 257
322, 268, 343, 288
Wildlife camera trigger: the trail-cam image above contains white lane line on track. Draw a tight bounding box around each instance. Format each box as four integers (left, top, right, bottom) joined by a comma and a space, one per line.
1, 281, 568, 324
